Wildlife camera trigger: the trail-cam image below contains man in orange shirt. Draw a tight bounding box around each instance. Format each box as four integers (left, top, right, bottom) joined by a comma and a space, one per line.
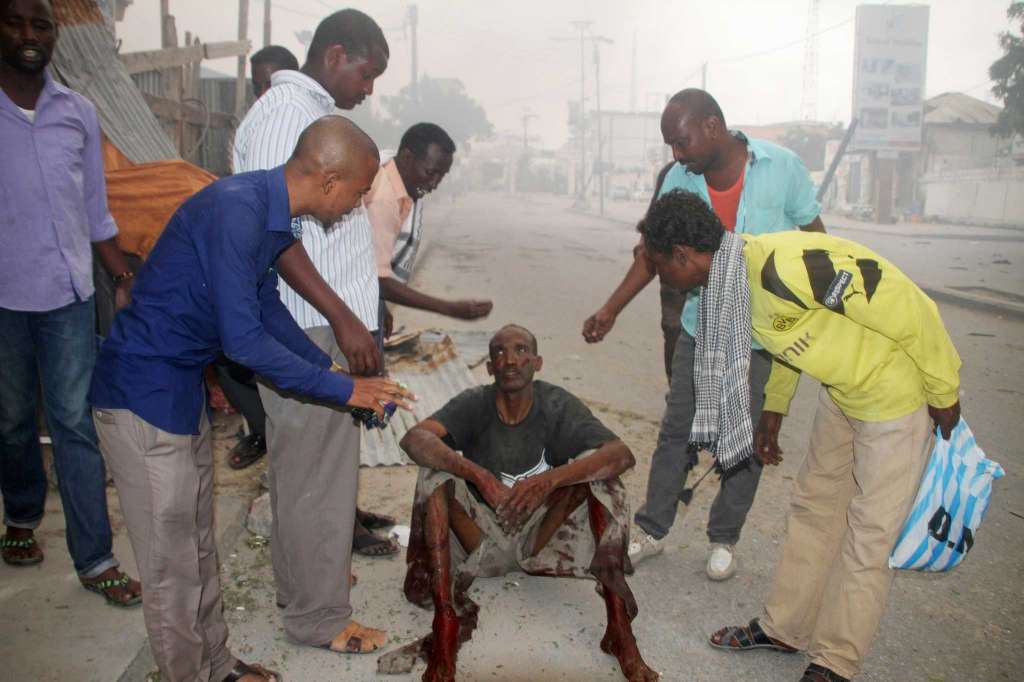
366, 123, 492, 324
583, 90, 825, 581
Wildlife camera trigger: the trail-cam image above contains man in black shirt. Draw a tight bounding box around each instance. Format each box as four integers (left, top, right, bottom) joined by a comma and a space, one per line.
391, 325, 658, 682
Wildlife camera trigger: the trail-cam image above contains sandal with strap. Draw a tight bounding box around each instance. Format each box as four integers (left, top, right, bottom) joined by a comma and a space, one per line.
352, 530, 399, 557
708, 618, 798, 653
81, 570, 142, 608
1, 534, 44, 566
800, 664, 849, 682
222, 660, 282, 682
356, 508, 396, 531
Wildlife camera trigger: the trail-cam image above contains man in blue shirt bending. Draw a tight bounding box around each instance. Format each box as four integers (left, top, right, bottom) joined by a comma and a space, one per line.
582, 89, 825, 581
90, 116, 412, 682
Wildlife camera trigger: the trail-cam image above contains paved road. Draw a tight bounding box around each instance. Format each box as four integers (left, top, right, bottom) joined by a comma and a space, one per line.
5, 190, 1020, 681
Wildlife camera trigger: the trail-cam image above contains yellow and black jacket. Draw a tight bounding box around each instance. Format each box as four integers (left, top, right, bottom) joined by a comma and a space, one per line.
741, 231, 961, 422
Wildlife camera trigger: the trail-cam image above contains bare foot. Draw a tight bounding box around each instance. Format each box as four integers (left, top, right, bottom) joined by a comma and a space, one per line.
601, 627, 659, 682
423, 605, 460, 682
328, 620, 387, 654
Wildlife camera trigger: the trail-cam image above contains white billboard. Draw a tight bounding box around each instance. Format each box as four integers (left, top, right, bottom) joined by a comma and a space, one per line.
850, 4, 930, 151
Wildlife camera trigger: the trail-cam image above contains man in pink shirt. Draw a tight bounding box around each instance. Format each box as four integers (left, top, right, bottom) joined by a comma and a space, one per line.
367, 123, 492, 322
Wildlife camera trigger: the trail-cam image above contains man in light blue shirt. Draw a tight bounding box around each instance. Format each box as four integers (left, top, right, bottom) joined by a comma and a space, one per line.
582, 89, 824, 579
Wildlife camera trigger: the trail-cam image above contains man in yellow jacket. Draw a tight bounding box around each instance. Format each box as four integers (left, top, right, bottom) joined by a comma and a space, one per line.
639, 190, 961, 682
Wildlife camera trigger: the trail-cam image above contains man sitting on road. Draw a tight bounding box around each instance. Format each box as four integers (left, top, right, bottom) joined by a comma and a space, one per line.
383, 324, 658, 682
640, 189, 962, 682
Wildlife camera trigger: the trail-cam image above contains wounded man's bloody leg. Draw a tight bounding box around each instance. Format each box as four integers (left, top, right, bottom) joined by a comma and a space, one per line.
423, 485, 460, 682
588, 494, 660, 682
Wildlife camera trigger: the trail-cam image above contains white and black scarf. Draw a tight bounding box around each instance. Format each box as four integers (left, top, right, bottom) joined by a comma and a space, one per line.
689, 231, 754, 473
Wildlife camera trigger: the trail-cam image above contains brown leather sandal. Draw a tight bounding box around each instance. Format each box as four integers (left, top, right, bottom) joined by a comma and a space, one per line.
222, 660, 282, 681
708, 618, 798, 653
800, 664, 849, 682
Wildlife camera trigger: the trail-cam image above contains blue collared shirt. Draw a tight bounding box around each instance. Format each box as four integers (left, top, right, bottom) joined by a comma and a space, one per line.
90, 167, 353, 435
0, 72, 118, 312
659, 133, 821, 338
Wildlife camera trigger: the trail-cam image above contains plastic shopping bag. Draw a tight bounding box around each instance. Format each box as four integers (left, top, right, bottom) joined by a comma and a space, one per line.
889, 418, 1004, 571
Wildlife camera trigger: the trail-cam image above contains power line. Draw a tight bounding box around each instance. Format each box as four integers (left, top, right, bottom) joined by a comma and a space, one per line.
715, 16, 853, 66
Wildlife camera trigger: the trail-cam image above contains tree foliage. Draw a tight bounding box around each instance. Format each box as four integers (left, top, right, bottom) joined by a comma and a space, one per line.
381, 76, 494, 150
990, 1, 1024, 138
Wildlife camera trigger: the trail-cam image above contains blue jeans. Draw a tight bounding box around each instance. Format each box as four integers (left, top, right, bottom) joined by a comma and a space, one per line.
0, 298, 117, 578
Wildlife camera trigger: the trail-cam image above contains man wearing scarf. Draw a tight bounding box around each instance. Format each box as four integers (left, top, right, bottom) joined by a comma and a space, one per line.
640, 189, 961, 682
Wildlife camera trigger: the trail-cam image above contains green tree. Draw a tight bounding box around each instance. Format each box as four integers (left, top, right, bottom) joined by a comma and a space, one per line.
990, 1, 1024, 138
381, 76, 494, 148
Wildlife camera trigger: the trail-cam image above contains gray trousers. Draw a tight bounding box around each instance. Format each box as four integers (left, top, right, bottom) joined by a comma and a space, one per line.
634, 331, 772, 544
93, 407, 235, 682
258, 326, 359, 646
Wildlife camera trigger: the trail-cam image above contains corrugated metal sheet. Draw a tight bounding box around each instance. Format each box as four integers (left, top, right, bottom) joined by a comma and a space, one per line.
360, 336, 478, 467
925, 92, 1002, 126
50, 1, 176, 163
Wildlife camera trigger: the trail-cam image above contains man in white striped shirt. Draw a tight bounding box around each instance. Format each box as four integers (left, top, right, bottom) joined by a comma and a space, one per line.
232, 8, 392, 656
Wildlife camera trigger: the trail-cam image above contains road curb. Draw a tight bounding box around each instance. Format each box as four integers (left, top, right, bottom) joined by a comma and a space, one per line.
921, 286, 1024, 320
117, 494, 251, 682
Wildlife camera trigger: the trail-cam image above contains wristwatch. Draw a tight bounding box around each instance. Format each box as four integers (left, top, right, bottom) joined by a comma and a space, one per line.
112, 271, 134, 285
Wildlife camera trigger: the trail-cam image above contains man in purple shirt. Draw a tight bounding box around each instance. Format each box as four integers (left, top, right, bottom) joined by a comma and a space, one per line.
0, 0, 140, 606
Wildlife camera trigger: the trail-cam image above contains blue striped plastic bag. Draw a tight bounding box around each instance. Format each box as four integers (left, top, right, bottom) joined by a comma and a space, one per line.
889, 418, 1004, 571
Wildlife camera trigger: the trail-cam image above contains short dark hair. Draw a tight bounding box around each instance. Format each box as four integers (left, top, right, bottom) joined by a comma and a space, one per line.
492, 324, 538, 354
667, 88, 726, 128
640, 189, 724, 255
251, 45, 299, 71
308, 9, 389, 62
399, 123, 456, 158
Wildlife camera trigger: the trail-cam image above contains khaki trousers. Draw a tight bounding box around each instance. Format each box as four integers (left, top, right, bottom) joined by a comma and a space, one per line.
93, 408, 235, 682
760, 388, 932, 678
258, 325, 360, 646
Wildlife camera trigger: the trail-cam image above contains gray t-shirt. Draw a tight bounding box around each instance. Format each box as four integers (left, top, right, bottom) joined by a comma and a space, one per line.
431, 380, 617, 490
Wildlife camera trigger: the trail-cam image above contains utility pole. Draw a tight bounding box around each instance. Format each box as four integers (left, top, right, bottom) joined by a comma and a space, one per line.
521, 110, 536, 150
592, 36, 612, 216
565, 20, 591, 202
629, 31, 636, 113
801, 0, 820, 121
701, 61, 708, 90
408, 4, 418, 102
234, 0, 249, 120
262, 0, 271, 47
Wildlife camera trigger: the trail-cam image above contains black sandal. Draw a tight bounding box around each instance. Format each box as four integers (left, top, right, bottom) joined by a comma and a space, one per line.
800, 664, 849, 682
353, 530, 399, 557
223, 660, 282, 681
709, 618, 798, 653
227, 434, 267, 470
356, 508, 396, 530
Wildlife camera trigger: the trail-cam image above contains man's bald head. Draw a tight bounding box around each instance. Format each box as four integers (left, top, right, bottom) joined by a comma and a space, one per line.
285, 115, 380, 226
664, 88, 725, 128
290, 114, 379, 178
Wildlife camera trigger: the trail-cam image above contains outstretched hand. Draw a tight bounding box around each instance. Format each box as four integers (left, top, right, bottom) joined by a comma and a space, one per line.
447, 299, 493, 320
754, 411, 785, 466
928, 401, 961, 440
497, 474, 555, 535
582, 307, 617, 343
347, 377, 416, 418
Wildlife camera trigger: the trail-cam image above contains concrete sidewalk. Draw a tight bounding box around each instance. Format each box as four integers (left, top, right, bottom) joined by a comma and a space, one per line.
0, 413, 255, 682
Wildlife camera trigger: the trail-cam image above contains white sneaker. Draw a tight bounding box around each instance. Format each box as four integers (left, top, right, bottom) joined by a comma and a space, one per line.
628, 529, 664, 566
706, 543, 737, 581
